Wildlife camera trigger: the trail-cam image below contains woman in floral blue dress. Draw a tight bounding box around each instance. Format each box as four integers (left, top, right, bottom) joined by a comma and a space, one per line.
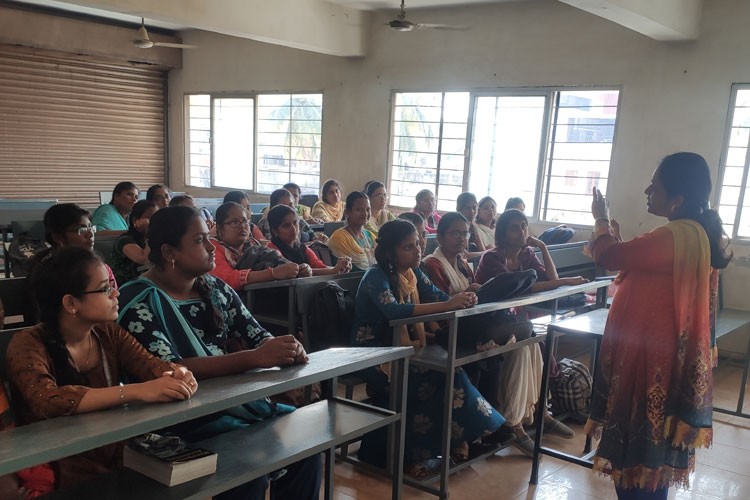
117, 206, 320, 500
352, 219, 505, 477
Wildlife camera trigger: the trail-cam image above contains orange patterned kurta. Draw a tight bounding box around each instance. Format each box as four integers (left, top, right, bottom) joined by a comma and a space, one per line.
586, 220, 713, 491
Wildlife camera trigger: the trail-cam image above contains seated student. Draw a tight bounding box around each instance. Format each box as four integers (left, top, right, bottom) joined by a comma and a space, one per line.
259, 189, 325, 244
456, 192, 490, 261
352, 219, 505, 475
146, 184, 171, 209
6, 247, 197, 490
328, 192, 376, 271
117, 206, 321, 500
210, 202, 305, 290
398, 212, 427, 257
474, 209, 586, 455
91, 182, 139, 232
422, 212, 481, 295
505, 196, 525, 212
283, 182, 321, 224
364, 181, 396, 235
474, 196, 497, 249
170, 194, 216, 230
311, 179, 344, 222
222, 191, 264, 239
413, 189, 441, 234
266, 205, 352, 276
38, 203, 117, 287
109, 200, 156, 284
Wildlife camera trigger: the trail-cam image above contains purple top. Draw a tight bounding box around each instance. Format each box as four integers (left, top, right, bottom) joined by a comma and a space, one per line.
475, 246, 549, 285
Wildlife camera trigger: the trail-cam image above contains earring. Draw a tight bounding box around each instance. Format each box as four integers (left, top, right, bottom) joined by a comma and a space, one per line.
171, 259, 175, 271
71, 309, 77, 317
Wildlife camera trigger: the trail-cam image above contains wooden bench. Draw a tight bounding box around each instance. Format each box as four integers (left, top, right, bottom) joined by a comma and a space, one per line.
0, 346, 413, 500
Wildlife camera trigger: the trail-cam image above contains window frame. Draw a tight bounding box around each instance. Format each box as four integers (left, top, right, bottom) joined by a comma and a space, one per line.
716, 83, 750, 242
386, 86, 622, 227
184, 91, 324, 193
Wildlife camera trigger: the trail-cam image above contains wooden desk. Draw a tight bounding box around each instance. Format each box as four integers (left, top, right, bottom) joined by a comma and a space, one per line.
0, 347, 413, 500
389, 280, 611, 500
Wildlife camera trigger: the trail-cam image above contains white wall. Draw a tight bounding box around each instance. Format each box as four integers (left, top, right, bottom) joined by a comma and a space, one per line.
168, 0, 750, 308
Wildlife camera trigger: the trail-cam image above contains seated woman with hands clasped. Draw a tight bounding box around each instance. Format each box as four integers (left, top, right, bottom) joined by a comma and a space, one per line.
210, 202, 308, 290
6, 247, 197, 490
352, 219, 505, 477
266, 205, 352, 276
117, 206, 320, 500
473, 208, 583, 456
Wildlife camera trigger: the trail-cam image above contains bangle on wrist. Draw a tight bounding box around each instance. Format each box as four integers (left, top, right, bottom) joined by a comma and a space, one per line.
595, 217, 609, 225
119, 384, 128, 407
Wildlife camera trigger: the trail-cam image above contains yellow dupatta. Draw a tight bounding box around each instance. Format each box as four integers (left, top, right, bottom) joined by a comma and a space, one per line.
664, 219, 713, 450
397, 269, 427, 348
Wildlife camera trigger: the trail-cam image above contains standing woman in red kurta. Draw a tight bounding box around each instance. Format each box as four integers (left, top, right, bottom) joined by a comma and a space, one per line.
586, 152, 732, 500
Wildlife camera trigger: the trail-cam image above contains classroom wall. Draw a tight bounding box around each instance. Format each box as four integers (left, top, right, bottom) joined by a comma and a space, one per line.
168, 0, 750, 307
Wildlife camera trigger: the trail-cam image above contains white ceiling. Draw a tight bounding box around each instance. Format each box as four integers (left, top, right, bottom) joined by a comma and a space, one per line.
327, 0, 521, 10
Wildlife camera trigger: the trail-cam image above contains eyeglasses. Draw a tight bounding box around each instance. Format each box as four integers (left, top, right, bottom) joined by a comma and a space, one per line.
372, 193, 388, 199
67, 225, 97, 236
225, 218, 251, 228
81, 282, 117, 298
446, 231, 470, 240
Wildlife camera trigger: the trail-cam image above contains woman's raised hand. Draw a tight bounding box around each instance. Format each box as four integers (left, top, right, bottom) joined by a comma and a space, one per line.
274, 262, 300, 279
591, 187, 608, 219
447, 291, 477, 310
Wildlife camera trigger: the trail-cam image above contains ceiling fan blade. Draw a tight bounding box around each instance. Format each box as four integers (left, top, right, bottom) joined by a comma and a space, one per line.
414, 23, 468, 31
152, 42, 197, 49
132, 39, 154, 49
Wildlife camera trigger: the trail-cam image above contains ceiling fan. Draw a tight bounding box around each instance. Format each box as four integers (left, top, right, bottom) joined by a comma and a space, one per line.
132, 18, 196, 49
387, 0, 466, 32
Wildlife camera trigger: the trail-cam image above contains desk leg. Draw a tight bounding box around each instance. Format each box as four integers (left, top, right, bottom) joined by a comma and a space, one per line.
530, 330, 555, 485
437, 319, 458, 500
583, 336, 601, 454
324, 446, 335, 500
389, 356, 408, 500
287, 286, 297, 337
736, 332, 750, 415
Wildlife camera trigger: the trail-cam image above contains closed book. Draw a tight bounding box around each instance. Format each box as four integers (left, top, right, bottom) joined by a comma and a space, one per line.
123, 444, 217, 486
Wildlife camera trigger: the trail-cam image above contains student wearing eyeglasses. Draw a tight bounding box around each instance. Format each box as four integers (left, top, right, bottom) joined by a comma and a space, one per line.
5, 247, 197, 491
34, 203, 117, 290
209, 202, 306, 290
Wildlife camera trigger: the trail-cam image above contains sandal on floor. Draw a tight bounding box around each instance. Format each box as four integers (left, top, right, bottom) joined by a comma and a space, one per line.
406, 458, 455, 480
450, 441, 469, 462
513, 433, 535, 458
545, 418, 576, 439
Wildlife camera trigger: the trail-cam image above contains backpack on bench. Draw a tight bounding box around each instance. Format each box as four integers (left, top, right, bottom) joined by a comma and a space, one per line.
306, 280, 355, 352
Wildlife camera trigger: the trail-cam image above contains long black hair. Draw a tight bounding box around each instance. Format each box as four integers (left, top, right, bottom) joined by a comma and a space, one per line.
268, 205, 307, 265
321, 179, 341, 204
269, 188, 293, 208
43, 203, 91, 247
31, 247, 101, 385
147, 206, 224, 335
494, 209, 527, 247
374, 219, 417, 299
657, 152, 732, 269
437, 211, 468, 236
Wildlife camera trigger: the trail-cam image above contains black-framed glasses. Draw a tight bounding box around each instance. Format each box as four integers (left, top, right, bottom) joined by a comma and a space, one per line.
225, 218, 251, 228
81, 282, 117, 298
67, 225, 97, 236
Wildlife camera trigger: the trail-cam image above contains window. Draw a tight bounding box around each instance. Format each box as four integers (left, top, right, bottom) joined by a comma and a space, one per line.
717, 85, 750, 239
389, 92, 470, 211
388, 88, 620, 225
186, 93, 323, 193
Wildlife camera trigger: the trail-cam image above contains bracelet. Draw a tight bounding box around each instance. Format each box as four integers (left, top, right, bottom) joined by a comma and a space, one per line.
119, 384, 128, 407
594, 217, 610, 225
269, 267, 275, 279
